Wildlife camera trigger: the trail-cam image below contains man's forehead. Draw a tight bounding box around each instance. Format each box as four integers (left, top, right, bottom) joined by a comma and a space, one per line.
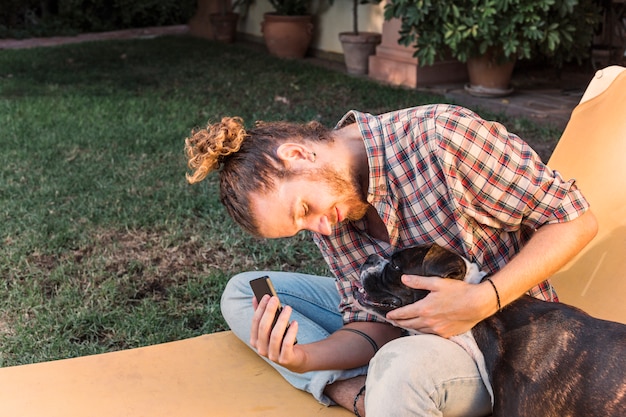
249, 187, 295, 238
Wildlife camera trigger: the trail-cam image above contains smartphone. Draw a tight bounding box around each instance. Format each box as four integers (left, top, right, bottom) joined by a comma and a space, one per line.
250, 276, 283, 329
249, 276, 296, 343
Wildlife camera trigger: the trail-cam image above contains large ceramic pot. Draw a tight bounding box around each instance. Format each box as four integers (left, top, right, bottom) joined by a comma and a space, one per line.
188, 0, 221, 39
465, 49, 516, 97
261, 13, 314, 59
339, 31, 382, 75
209, 12, 239, 43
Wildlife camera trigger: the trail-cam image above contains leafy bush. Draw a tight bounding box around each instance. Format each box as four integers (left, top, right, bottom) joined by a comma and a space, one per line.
0, 0, 197, 39
384, 0, 602, 67
267, 0, 312, 15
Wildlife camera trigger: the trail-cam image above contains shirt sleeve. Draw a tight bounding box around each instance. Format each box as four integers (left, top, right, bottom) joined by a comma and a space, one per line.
433, 109, 590, 232
312, 231, 388, 324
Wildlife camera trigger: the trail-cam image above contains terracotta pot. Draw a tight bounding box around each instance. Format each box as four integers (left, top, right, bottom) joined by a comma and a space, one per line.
209, 12, 239, 43
188, 0, 221, 39
339, 32, 382, 75
261, 13, 314, 59
466, 50, 516, 97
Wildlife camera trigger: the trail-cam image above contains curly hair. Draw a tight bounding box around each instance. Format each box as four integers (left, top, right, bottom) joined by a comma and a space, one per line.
184, 116, 332, 235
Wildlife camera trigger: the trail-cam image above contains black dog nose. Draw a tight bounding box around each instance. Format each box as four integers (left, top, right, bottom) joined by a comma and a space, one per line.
363, 254, 385, 268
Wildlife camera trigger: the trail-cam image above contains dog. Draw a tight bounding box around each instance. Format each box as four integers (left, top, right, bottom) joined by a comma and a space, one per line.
356, 244, 626, 417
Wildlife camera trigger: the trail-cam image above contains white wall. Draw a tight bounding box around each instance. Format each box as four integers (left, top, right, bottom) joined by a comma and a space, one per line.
236, 0, 386, 54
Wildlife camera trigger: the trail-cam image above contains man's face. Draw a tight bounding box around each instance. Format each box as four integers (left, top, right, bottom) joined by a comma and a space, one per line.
250, 166, 369, 238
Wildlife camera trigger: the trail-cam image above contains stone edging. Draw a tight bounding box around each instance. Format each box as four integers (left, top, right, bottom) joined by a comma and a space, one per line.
0, 25, 189, 50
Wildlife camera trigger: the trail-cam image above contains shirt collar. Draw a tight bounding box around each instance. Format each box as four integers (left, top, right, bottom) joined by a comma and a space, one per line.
336, 110, 389, 202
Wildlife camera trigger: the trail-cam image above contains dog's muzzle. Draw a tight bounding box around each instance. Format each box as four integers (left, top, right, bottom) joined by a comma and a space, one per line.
355, 254, 408, 313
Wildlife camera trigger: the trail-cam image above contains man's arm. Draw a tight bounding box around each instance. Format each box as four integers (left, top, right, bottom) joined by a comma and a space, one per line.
251, 294, 402, 372
299, 321, 402, 371
484, 209, 598, 308
386, 210, 598, 338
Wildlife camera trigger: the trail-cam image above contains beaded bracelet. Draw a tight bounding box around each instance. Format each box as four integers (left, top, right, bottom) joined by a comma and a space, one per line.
353, 384, 366, 417
485, 277, 502, 312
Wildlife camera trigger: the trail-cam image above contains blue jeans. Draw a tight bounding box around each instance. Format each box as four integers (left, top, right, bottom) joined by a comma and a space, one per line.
220, 271, 492, 416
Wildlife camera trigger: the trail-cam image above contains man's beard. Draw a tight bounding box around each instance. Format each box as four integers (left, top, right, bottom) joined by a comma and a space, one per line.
312, 166, 369, 223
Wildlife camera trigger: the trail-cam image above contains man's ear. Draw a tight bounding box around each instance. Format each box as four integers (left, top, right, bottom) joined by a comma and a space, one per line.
276, 143, 311, 163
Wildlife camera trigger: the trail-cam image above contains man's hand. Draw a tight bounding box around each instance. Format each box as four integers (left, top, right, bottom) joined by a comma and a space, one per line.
385, 275, 494, 338
250, 294, 308, 372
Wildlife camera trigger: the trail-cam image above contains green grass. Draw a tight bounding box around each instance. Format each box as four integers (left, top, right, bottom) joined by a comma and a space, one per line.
0, 35, 562, 367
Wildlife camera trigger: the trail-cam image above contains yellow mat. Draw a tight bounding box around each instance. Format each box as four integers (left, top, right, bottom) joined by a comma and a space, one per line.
0, 331, 351, 416
549, 65, 626, 324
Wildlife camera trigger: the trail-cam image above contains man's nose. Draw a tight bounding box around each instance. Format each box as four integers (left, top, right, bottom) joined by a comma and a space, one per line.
305, 215, 332, 235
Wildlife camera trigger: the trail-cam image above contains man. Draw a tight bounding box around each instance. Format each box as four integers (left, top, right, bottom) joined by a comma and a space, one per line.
185, 105, 597, 416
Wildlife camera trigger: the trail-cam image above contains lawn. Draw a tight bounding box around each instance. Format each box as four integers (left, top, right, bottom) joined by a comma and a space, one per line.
0, 34, 562, 366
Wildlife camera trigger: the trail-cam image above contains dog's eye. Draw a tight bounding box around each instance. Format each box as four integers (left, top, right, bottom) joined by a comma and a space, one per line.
390, 262, 401, 271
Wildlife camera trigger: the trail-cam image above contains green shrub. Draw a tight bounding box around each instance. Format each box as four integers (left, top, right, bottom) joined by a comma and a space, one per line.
384, 0, 602, 67
0, 0, 197, 39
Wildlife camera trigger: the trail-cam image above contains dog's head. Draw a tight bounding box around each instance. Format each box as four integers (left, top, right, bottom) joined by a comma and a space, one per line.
355, 244, 483, 318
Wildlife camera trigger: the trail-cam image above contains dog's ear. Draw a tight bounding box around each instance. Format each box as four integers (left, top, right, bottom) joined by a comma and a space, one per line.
422, 245, 467, 280
391, 246, 431, 275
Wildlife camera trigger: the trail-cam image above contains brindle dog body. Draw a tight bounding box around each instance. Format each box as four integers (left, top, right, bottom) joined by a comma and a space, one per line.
356, 244, 626, 417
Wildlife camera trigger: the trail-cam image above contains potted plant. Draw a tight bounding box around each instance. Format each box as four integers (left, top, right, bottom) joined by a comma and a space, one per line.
262, 0, 314, 59
209, 0, 253, 43
334, 0, 383, 74
384, 0, 601, 96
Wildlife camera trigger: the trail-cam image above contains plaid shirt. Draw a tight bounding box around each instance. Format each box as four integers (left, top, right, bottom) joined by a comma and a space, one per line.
312, 105, 590, 323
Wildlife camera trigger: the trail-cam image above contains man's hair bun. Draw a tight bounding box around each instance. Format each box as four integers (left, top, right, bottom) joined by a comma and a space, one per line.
185, 117, 247, 184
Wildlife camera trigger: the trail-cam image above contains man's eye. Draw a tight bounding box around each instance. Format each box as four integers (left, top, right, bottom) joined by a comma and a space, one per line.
302, 204, 309, 216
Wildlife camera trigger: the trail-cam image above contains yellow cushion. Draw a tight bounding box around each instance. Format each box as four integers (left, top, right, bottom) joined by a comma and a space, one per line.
548, 66, 626, 324
0, 331, 351, 417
